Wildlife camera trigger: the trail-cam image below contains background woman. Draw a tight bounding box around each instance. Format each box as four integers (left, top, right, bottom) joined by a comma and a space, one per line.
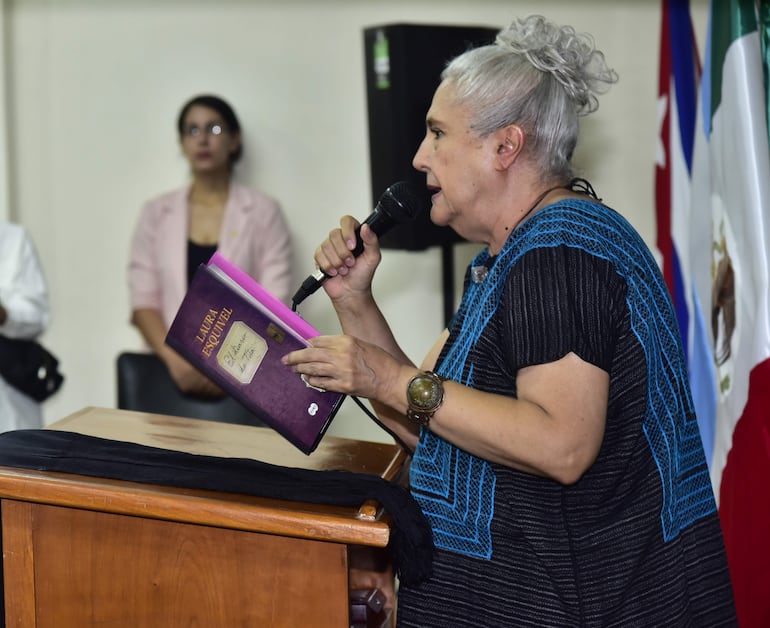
128, 94, 292, 396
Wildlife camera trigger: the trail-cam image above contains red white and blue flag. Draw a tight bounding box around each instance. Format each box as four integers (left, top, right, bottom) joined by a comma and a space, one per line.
655, 0, 714, 452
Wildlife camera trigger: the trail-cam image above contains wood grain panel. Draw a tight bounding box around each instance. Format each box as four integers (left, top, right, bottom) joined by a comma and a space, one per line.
28, 502, 348, 628
1, 501, 36, 628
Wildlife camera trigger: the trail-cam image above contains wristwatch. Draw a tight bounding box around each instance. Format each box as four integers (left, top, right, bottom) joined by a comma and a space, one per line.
406, 371, 445, 427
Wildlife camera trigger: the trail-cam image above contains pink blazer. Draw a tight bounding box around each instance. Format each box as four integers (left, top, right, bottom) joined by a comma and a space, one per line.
128, 182, 293, 328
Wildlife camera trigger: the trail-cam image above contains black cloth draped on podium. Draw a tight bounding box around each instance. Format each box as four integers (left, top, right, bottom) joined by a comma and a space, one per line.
0, 429, 433, 586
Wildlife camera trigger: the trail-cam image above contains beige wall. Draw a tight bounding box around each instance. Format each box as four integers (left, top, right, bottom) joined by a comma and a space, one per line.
3, 0, 708, 443
1, 0, 10, 222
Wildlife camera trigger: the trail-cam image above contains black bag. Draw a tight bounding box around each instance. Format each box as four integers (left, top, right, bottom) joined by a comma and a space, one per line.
0, 335, 64, 401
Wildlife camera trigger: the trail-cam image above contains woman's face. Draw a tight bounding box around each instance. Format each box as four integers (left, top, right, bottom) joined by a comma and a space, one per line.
412, 81, 497, 240
179, 105, 241, 175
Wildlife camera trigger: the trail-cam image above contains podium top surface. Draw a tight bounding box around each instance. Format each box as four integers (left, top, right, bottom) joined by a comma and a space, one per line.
0, 407, 409, 547
50, 406, 406, 479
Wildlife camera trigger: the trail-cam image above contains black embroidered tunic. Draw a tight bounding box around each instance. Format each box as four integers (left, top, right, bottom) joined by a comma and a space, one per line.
396, 199, 736, 627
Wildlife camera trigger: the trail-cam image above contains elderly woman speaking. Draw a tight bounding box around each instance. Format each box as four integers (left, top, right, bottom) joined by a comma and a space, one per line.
284, 14, 736, 627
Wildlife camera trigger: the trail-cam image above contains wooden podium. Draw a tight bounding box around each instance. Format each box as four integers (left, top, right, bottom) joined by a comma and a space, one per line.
0, 407, 408, 627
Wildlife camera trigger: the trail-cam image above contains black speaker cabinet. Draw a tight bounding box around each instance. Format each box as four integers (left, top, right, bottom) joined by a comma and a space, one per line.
363, 23, 498, 251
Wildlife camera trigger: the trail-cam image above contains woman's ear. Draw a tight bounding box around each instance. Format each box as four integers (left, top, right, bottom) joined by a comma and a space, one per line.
229, 131, 242, 158
494, 125, 524, 170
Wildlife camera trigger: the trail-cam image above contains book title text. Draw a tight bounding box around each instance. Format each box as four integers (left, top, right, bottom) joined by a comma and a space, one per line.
195, 307, 234, 357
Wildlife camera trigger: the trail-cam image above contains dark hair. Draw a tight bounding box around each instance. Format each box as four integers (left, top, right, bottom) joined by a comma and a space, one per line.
177, 94, 243, 164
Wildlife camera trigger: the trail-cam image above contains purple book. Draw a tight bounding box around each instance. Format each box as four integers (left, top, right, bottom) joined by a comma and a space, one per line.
166, 260, 345, 454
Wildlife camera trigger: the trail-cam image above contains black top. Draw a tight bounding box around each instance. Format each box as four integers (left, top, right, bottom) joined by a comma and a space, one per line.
187, 240, 218, 285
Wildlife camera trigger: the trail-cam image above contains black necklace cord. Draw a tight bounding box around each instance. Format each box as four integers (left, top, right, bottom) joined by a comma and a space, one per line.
567, 177, 601, 201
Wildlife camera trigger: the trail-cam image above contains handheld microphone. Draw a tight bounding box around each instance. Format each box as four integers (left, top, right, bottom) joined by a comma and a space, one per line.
291, 181, 426, 308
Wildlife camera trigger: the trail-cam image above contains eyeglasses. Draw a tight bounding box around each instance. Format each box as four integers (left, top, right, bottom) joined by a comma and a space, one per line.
183, 123, 225, 138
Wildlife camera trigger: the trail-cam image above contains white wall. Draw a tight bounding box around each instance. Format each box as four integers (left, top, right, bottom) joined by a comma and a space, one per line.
3, 0, 709, 444
1, 0, 10, 222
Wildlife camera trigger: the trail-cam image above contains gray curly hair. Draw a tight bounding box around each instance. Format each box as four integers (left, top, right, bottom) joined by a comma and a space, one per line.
442, 15, 618, 179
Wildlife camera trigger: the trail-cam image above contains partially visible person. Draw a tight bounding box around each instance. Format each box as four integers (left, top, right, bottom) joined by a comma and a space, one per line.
128, 94, 292, 397
283, 15, 736, 626
0, 222, 51, 430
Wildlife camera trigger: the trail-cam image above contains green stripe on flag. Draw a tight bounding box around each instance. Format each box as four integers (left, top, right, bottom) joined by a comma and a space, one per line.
761, 0, 770, 146
710, 0, 759, 121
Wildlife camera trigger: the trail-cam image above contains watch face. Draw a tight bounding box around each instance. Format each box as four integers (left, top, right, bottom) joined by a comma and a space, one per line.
409, 373, 442, 411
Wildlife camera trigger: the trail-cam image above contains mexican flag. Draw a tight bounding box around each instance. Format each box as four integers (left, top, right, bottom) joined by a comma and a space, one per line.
687, 1, 770, 625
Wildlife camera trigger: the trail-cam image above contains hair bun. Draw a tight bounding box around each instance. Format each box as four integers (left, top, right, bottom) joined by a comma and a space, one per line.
495, 15, 617, 114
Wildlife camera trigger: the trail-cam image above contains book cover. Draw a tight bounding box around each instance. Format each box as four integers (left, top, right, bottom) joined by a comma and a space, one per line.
166, 258, 345, 454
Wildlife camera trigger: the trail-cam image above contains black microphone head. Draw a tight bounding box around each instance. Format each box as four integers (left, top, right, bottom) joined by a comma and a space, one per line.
381, 180, 426, 220
365, 181, 427, 237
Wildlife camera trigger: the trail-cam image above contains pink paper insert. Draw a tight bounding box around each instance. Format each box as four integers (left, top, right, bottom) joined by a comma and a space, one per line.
208, 252, 319, 340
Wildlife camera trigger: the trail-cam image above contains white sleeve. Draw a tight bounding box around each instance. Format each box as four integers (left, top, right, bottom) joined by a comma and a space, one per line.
0, 224, 51, 339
